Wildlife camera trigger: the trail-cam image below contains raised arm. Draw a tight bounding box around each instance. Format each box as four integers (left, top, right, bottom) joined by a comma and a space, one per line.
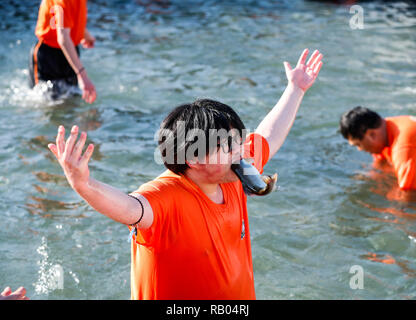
48, 125, 154, 229
255, 49, 323, 161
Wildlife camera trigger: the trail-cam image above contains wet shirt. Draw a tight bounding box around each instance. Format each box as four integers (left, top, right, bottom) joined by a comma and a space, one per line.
375, 116, 416, 190
129, 133, 270, 300
35, 0, 87, 48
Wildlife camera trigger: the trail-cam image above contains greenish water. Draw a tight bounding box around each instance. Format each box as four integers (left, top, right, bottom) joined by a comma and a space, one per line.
0, 0, 416, 299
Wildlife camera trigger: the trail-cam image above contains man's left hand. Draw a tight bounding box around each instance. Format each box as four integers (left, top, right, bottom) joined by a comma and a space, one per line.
81, 30, 95, 49
284, 49, 323, 92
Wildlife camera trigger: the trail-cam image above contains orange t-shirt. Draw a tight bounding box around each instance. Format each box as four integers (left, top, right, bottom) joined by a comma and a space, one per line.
35, 0, 87, 48
375, 116, 416, 190
129, 133, 270, 300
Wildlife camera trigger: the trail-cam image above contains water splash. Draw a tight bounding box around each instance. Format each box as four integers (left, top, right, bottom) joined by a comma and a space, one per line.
5, 75, 81, 109
33, 237, 64, 295
33, 80, 82, 101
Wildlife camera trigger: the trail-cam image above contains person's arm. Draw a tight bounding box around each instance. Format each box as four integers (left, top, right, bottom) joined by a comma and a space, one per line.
392, 147, 416, 191
370, 148, 416, 202
48, 125, 154, 229
56, 28, 96, 104
255, 49, 323, 161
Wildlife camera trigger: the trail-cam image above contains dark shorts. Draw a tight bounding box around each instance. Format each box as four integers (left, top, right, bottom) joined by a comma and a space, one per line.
29, 40, 80, 88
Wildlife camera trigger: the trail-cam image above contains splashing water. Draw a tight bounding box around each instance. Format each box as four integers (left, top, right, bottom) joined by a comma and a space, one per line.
6, 76, 82, 109
34, 237, 65, 295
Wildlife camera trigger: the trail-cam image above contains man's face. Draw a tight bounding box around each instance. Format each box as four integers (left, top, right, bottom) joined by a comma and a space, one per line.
348, 129, 386, 154
190, 133, 243, 184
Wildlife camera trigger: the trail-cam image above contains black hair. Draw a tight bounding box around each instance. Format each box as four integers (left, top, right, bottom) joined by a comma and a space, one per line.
339, 106, 382, 140
158, 99, 245, 175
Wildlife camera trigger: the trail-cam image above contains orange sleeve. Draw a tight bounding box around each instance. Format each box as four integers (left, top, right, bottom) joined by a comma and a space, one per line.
391, 147, 416, 190
130, 181, 174, 250
52, 0, 75, 29
243, 133, 270, 174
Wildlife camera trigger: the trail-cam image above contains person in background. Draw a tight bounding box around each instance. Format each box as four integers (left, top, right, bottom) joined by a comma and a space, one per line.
340, 107, 416, 193
29, 0, 96, 103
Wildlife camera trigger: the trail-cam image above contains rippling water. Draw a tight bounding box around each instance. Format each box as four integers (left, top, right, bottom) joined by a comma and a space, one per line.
0, 0, 415, 299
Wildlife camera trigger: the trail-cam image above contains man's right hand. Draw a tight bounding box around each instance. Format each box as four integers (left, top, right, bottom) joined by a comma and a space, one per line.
48, 126, 154, 228
77, 71, 97, 104
48, 125, 94, 193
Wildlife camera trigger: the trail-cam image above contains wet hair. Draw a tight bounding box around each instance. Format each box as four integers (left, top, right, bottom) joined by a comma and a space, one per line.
339, 106, 382, 140
158, 99, 245, 175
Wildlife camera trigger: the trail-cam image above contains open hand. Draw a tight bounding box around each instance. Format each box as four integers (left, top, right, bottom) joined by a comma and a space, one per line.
48, 125, 94, 193
0, 287, 29, 300
284, 49, 323, 92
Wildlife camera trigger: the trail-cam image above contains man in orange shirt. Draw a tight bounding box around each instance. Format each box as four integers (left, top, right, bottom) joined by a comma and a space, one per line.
340, 106, 416, 191
29, 0, 96, 103
47, 49, 323, 299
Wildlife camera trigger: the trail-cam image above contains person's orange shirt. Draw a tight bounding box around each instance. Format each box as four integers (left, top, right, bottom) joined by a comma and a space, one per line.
375, 116, 416, 190
129, 133, 270, 300
35, 0, 87, 48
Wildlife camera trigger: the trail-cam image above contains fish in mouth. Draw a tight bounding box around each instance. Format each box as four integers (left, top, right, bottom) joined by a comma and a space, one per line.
231, 158, 278, 196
